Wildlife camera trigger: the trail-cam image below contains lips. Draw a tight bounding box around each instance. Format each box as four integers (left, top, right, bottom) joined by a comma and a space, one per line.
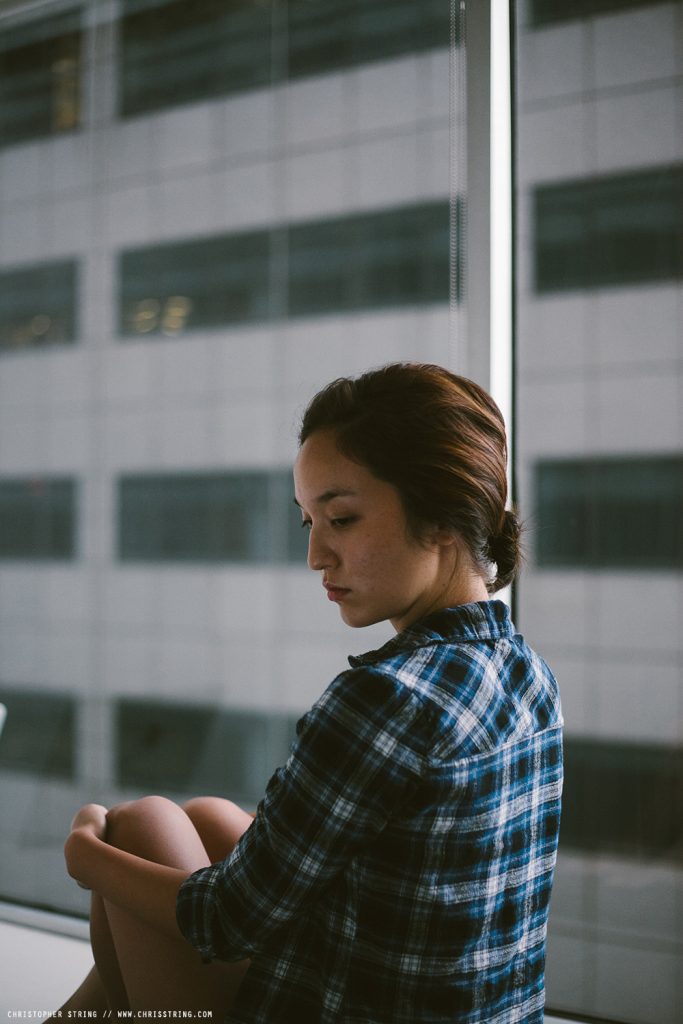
324, 582, 350, 602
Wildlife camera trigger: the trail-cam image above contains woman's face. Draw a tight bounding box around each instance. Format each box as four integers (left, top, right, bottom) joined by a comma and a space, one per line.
293, 428, 463, 632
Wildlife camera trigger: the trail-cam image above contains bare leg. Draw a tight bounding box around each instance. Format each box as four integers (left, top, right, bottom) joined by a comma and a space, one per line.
55, 894, 128, 1014
55, 795, 253, 1014
91, 892, 130, 1009
55, 965, 109, 1015
103, 795, 250, 1013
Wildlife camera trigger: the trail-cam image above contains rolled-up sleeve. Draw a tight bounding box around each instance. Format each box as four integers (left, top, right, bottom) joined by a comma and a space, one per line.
176, 665, 428, 962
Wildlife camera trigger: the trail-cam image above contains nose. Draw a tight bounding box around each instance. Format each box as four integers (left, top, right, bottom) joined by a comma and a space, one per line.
307, 524, 337, 572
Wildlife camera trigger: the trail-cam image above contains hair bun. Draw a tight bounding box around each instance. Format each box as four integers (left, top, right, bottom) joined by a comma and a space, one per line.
489, 509, 523, 591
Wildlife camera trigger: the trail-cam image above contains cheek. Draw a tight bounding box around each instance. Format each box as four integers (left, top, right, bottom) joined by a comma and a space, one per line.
344, 537, 386, 585
354, 535, 413, 587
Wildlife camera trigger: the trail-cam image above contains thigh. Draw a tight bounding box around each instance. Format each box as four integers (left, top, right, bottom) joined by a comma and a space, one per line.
104, 795, 250, 1013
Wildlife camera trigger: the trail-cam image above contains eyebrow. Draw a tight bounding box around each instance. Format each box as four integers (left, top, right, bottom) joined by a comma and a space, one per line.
293, 488, 357, 508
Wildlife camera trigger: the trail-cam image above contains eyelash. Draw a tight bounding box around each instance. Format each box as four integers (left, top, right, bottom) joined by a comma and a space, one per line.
300, 517, 355, 530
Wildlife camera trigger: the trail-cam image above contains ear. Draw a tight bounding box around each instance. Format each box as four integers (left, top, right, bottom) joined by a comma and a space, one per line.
429, 525, 460, 549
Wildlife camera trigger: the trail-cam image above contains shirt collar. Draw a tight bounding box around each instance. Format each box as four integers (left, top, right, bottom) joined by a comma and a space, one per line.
348, 600, 514, 667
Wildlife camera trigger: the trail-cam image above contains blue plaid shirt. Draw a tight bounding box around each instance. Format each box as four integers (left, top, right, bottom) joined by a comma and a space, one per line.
177, 601, 563, 1023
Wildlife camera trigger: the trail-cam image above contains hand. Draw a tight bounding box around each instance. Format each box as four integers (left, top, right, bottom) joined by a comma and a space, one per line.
66, 803, 108, 889
70, 802, 108, 841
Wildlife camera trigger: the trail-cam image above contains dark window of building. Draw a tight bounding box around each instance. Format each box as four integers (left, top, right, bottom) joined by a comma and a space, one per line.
119, 231, 271, 337
118, 469, 307, 564
119, 0, 272, 118
561, 737, 683, 862
0, 478, 77, 560
534, 166, 683, 292
119, 0, 452, 118
119, 201, 452, 338
530, 0, 670, 28
116, 698, 298, 804
0, 688, 76, 779
534, 456, 683, 570
0, 260, 78, 352
287, 0, 452, 80
288, 201, 452, 316
0, 9, 81, 148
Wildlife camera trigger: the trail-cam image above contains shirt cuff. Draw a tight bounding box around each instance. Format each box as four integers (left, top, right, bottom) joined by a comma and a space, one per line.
176, 863, 223, 964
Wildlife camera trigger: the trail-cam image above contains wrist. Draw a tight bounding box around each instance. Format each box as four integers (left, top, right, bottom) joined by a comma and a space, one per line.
65, 824, 100, 887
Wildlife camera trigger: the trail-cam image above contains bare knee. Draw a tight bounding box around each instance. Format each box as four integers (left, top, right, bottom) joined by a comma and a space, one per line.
182, 797, 253, 862
106, 795, 184, 856
182, 796, 241, 822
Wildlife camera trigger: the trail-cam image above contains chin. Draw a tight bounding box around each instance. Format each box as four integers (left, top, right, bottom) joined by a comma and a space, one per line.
339, 606, 386, 629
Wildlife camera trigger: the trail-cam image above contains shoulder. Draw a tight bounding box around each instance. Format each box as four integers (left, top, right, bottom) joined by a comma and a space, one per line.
311, 660, 431, 730
292, 661, 434, 771
348, 631, 562, 759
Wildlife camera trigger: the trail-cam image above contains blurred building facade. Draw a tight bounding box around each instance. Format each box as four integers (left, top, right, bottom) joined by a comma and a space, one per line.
0, 2, 680, 1022
514, 4, 683, 1021
0, 0, 458, 905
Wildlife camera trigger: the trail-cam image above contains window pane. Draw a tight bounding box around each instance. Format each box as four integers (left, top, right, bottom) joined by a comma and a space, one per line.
116, 699, 297, 804
0, 260, 78, 352
119, 202, 452, 337
119, 0, 454, 116
119, 0, 272, 117
118, 470, 306, 563
288, 202, 451, 316
0, 687, 76, 780
535, 457, 683, 569
561, 737, 683, 861
0, 8, 81, 148
0, 478, 77, 559
534, 166, 683, 292
529, 0, 670, 28
119, 232, 272, 336
287, 0, 451, 79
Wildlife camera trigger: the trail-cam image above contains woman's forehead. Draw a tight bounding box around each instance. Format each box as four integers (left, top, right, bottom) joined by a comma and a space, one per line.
294, 432, 380, 505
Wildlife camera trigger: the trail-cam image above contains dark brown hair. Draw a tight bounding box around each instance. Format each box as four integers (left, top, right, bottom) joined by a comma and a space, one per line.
299, 362, 522, 593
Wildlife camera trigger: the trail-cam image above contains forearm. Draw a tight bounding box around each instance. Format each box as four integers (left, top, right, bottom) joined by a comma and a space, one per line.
65, 826, 188, 941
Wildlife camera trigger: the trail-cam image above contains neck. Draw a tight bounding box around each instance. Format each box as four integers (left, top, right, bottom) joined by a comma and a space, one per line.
435, 575, 490, 615
391, 573, 490, 634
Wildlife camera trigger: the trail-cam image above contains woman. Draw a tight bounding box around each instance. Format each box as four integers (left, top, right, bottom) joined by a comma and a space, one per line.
60, 363, 563, 1023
